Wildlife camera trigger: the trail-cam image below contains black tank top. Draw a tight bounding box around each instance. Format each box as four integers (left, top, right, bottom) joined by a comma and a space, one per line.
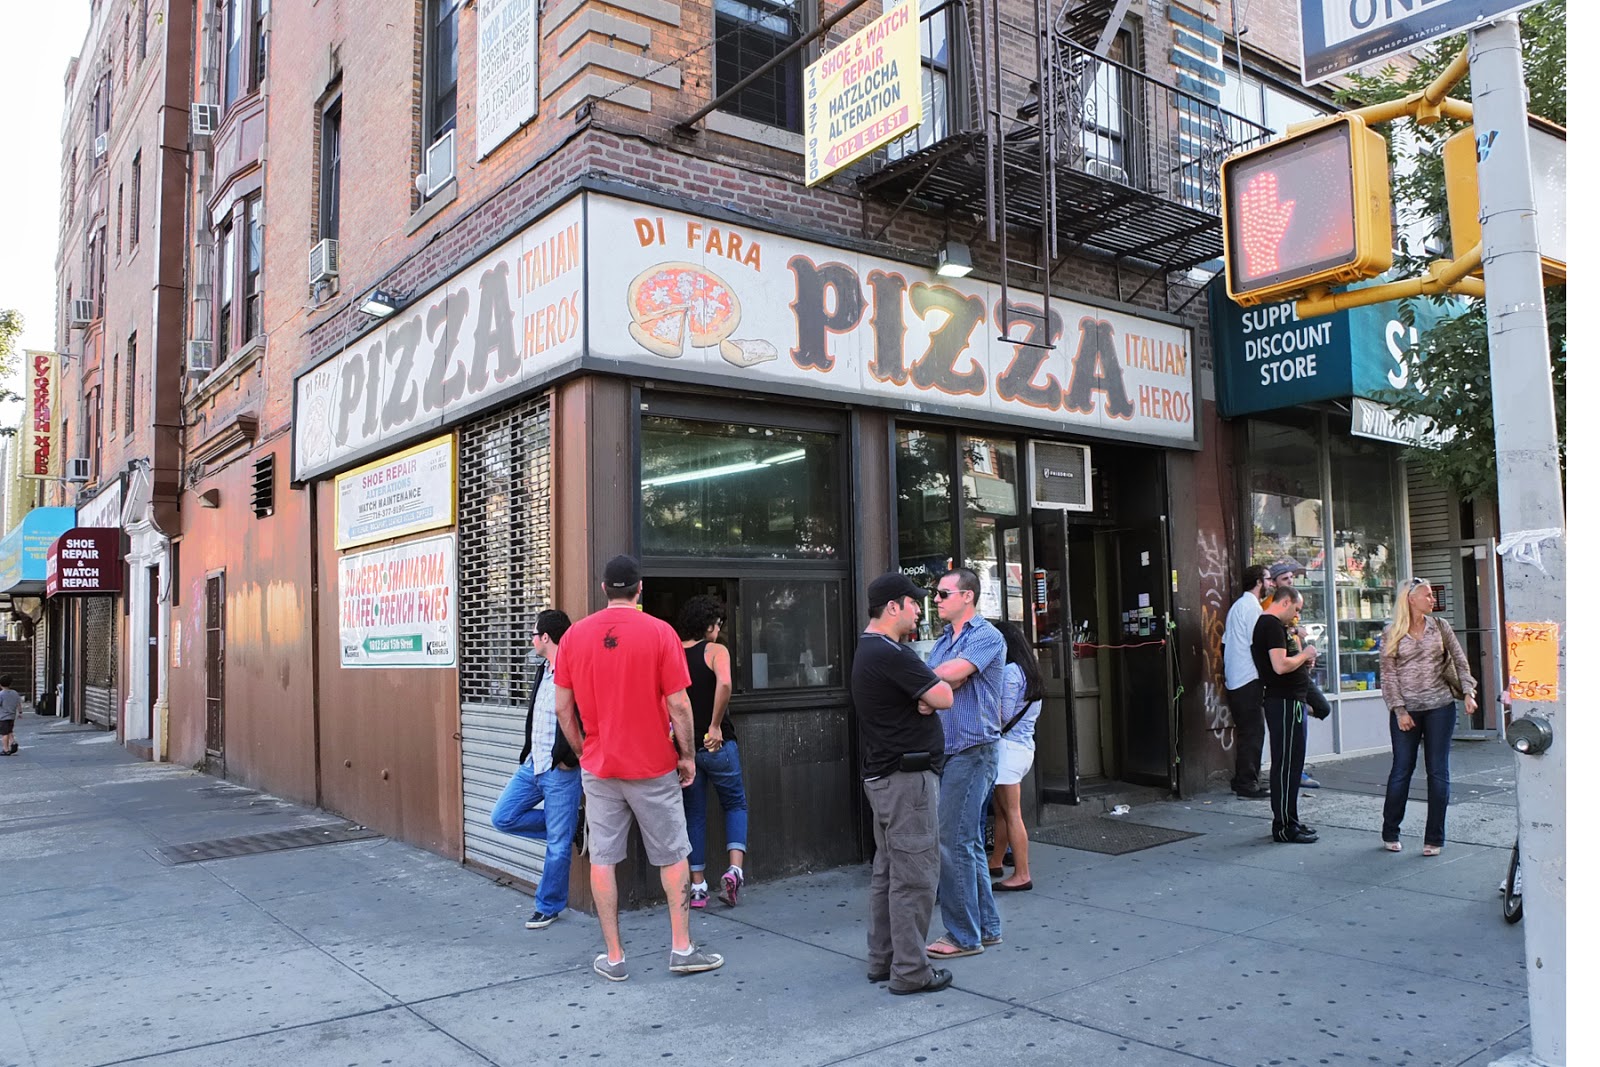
685, 641, 735, 751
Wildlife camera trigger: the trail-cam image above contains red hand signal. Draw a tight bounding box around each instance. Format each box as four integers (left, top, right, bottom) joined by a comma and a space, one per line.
1238, 171, 1296, 278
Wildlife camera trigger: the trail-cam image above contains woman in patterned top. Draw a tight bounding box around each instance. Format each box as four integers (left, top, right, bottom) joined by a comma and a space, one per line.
1379, 578, 1477, 856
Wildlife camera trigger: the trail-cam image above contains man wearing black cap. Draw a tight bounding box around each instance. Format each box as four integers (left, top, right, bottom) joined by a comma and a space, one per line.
851, 573, 955, 995
1266, 560, 1330, 790
554, 555, 724, 981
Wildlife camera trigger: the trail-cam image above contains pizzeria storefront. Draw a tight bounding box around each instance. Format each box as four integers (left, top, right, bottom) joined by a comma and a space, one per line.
292, 185, 1204, 889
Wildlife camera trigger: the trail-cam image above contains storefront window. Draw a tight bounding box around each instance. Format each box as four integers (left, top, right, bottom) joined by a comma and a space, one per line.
746, 579, 843, 689
896, 428, 954, 580
641, 417, 840, 559
959, 436, 1023, 623
1247, 415, 1330, 692
1330, 433, 1399, 693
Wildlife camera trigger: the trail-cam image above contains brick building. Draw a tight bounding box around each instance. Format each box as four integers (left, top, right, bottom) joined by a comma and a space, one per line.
40, 0, 191, 747
44, 0, 1481, 901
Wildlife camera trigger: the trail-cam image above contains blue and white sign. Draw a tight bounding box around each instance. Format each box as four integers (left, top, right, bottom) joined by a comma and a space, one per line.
1299, 0, 1545, 85
0, 507, 78, 593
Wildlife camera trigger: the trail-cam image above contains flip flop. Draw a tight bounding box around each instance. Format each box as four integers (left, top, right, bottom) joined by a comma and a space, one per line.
926, 936, 983, 959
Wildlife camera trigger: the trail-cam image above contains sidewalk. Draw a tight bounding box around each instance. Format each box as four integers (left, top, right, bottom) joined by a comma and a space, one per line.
1, 710, 1529, 1067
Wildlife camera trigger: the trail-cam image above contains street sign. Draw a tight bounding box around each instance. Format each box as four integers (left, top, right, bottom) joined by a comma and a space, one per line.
1443, 119, 1565, 281
1298, 0, 1546, 85
1221, 114, 1392, 307
803, 2, 923, 186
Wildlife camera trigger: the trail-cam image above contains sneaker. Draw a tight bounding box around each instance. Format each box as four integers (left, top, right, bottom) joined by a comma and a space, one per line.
690, 884, 710, 909
1301, 771, 1321, 789
524, 910, 559, 930
718, 868, 744, 907
593, 954, 629, 982
669, 944, 725, 975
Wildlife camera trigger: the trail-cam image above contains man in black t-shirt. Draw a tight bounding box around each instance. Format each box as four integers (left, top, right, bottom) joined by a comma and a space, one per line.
851, 573, 955, 996
1252, 586, 1320, 844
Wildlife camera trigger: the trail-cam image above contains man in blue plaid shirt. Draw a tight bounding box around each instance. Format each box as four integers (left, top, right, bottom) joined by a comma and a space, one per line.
923, 567, 1008, 959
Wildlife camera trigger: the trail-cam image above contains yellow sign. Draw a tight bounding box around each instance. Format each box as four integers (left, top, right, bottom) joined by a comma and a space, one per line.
1506, 621, 1560, 702
804, 3, 923, 186
20, 350, 59, 481
334, 434, 457, 550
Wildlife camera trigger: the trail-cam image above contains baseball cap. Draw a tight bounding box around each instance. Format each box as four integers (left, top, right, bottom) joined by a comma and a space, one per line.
867, 572, 924, 612
1269, 560, 1306, 580
603, 554, 642, 590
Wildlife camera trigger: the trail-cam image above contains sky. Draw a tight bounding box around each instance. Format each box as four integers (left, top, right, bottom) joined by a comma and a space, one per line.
0, 5, 90, 417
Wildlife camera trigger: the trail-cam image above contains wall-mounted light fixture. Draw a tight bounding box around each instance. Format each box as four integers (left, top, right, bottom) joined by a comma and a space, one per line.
936, 240, 974, 279
359, 288, 402, 318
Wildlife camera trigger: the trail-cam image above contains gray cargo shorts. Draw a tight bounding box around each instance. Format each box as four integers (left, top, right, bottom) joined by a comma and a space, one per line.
581, 769, 692, 867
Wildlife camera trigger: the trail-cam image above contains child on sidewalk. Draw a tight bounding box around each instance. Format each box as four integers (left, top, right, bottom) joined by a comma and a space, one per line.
0, 676, 21, 755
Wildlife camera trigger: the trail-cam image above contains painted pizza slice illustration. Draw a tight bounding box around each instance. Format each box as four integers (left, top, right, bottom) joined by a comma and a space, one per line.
626, 262, 742, 358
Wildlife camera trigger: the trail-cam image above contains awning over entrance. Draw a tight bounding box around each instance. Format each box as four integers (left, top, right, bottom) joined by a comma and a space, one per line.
45, 527, 124, 597
0, 507, 77, 595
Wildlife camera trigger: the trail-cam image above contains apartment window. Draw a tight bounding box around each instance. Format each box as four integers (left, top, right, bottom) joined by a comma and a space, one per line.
224, 0, 245, 108
64, 286, 73, 343
125, 332, 136, 432
319, 100, 341, 242
426, 0, 460, 142
87, 388, 102, 480
244, 195, 263, 339
116, 184, 124, 257
129, 152, 140, 248
109, 351, 118, 437
87, 227, 108, 316
715, 0, 806, 131
1222, 65, 1322, 137
254, 0, 269, 90
217, 217, 236, 353
138, 0, 148, 60
68, 150, 77, 224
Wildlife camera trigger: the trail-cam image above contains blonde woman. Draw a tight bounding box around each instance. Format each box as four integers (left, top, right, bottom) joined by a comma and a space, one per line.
1379, 578, 1477, 856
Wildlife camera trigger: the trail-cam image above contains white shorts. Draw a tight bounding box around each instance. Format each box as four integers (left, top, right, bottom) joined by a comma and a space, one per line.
995, 737, 1035, 786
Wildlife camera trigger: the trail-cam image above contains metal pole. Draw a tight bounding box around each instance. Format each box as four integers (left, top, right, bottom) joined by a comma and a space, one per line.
1469, 19, 1565, 1067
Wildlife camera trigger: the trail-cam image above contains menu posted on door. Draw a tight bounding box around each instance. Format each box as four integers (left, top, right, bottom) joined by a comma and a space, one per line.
338, 535, 458, 669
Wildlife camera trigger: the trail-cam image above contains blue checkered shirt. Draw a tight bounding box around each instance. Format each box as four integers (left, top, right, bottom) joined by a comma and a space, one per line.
926, 615, 1007, 754
527, 660, 559, 774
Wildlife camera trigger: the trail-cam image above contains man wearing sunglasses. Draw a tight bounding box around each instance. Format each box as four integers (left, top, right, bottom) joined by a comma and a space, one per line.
923, 568, 1008, 960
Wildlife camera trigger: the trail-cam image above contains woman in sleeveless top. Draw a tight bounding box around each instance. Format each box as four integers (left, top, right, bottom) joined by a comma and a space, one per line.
990, 621, 1044, 891
678, 595, 749, 908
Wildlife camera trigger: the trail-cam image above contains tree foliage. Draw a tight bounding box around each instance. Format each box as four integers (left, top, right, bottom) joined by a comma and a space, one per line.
1334, 1, 1565, 501
0, 309, 23, 424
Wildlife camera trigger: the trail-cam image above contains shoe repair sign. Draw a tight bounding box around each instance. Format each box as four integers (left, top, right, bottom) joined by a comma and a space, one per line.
804, 2, 923, 185
337, 534, 457, 669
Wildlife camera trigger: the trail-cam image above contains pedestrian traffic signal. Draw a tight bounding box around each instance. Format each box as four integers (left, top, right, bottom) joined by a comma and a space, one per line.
1222, 114, 1393, 307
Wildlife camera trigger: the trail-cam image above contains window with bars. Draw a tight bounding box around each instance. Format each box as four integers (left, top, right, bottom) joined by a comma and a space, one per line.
129, 152, 140, 249
714, 0, 807, 131
457, 396, 553, 708
124, 331, 136, 433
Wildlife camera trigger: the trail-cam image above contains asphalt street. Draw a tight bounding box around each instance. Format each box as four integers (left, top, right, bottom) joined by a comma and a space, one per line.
0, 711, 1529, 1067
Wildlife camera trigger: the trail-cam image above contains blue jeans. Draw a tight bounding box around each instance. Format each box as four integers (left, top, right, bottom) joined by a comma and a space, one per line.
490, 762, 583, 915
682, 740, 749, 870
938, 741, 1001, 948
1382, 703, 1456, 847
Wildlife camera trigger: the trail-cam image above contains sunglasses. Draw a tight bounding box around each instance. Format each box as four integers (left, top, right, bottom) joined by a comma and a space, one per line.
1408, 577, 1428, 588
933, 588, 966, 601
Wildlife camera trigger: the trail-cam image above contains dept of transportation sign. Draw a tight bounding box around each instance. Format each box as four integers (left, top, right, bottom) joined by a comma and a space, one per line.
1299, 0, 1545, 85
804, 3, 922, 186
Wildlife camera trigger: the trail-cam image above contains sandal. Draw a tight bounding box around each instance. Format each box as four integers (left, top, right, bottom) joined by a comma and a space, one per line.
1422, 844, 1442, 857
926, 936, 983, 959
1383, 841, 1402, 852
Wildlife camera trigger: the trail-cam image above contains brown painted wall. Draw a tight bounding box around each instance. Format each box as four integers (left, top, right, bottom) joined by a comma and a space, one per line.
313, 474, 466, 859
167, 435, 318, 800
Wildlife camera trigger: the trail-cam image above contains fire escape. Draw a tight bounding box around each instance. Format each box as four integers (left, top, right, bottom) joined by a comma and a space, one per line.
859, 0, 1272, 330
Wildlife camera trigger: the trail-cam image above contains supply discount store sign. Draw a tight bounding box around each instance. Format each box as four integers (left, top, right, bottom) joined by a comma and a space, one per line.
804, 3, 922, 185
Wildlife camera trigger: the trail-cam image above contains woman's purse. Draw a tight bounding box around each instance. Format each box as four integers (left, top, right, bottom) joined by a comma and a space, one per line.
1437, 619, 1467, 700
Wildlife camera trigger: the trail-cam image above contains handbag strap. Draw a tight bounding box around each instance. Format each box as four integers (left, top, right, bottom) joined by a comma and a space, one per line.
1001, 702, 1032, 736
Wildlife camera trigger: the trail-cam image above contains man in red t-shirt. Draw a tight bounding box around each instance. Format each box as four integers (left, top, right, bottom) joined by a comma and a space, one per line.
555, 555, 725, 981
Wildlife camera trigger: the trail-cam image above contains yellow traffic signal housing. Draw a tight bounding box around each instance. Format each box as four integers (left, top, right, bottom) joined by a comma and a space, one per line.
1222, 114, 1393, 307
1442, 121, 1566, 284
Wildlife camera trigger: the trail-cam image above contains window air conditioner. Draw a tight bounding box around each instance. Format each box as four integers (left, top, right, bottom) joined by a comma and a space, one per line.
1029, 441, 1093, 512
65, 458, 91, 483
415, 129, 457, 199
70, 299, 94, 327
308, 238, 339, 285
186, 340, 215, 378
1083, 157, 1128, 185
93, 133, 107, 158
191, 103, 221, 137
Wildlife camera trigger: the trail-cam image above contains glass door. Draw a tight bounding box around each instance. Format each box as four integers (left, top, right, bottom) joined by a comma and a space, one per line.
1029, 508, 1078, 805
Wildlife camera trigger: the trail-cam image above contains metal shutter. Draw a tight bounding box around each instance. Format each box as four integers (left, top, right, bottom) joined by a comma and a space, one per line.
458, 395, 555, 888
83, 597, 118, 727
1406, 461, 1467, 630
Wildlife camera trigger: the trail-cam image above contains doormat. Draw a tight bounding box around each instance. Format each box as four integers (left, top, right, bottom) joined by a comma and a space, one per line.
1032, 818, 1201, 856
151, 822, 381, 865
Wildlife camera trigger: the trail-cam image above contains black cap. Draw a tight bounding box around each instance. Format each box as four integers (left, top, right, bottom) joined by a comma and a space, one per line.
603, 554, 642, 590
868, 572, 924, 612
